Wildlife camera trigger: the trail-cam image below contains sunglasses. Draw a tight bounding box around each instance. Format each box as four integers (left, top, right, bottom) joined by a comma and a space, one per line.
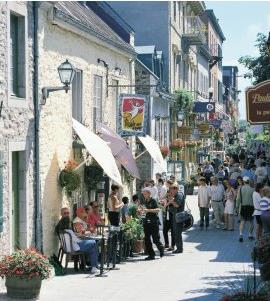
63, 212, 70, 216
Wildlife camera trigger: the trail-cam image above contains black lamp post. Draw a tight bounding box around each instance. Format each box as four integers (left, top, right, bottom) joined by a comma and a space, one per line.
41, 59, 75, 104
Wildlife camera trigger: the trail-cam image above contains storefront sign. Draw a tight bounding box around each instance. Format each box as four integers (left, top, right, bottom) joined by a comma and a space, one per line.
198, 123, 209, 133
193, 102, 215, 113
210, 119, 222, 129
118, 94, 149, 136
246, 80, 270, 124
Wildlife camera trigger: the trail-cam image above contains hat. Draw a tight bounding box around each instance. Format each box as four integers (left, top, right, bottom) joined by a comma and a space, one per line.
243, 176, 250, 182
142, 187, 152, 196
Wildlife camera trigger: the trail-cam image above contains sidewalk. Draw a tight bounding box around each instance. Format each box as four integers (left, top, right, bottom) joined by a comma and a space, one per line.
0, 194, 255, 301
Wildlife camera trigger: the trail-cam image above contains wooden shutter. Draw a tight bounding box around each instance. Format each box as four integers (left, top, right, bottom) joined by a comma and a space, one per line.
0, 151, 4, 232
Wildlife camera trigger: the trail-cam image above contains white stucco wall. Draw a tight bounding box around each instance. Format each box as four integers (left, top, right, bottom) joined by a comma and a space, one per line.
38, 4, 134, 255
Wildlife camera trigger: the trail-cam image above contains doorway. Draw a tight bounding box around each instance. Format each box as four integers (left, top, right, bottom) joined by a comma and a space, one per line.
11, 151, 26, 250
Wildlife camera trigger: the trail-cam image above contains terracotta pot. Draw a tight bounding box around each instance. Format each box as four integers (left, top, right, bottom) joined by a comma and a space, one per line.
6, 276, 42, 299
133, 240, 144, 254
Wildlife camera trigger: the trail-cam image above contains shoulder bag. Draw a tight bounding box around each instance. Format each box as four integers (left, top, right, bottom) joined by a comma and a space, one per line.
175, 199, 193, 228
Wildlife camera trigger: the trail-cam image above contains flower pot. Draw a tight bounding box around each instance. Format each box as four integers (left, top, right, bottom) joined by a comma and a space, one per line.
6, 276, 42, 299
132, 240, 144, 254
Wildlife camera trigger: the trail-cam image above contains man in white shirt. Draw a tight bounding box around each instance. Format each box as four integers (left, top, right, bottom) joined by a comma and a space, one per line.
198, 177, 211, 229
210, 177, 225, 228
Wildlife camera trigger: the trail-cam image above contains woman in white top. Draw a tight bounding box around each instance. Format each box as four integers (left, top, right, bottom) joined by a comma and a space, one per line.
260, 186, 270, 234
253, 183, 264, 240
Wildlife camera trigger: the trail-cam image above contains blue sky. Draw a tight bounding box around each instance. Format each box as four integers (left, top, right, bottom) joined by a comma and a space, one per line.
206, 1, 270, 119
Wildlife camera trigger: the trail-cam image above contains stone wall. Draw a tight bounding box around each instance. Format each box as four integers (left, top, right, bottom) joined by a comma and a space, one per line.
0, 1, 35, 254
38, 4, 134, 255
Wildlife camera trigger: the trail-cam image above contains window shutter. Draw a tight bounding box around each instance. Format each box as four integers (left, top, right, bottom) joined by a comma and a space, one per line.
0, 151, 4, 232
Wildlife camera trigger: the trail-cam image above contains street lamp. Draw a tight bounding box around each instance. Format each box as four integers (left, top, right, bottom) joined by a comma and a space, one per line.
177, 111, 184, 127
208, 87, 214, 101
266, 32, 270, 54
41, 59, 75, 104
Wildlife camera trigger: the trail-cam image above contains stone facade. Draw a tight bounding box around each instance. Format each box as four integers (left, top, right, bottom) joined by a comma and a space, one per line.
0, 1, 35, 254
37, 3, 135, 255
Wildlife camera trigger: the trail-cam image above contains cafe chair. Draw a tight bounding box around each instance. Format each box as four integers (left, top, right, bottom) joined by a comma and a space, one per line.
58, 230, 86, 273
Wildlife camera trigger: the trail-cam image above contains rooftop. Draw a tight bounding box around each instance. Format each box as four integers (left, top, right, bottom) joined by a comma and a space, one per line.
54, 1, 136, 55
205, 9, 226, 42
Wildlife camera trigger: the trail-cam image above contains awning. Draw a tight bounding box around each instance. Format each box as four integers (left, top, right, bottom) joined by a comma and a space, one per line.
72, 118, 122, 186
138, 135, 167, 173
96, 122, 140, 179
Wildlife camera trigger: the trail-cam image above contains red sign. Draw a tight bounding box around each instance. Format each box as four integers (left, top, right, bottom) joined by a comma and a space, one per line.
246, 80, 270, 124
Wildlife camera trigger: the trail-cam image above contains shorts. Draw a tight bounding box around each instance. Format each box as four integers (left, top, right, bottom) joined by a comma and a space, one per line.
240, 205, 254, 221
255, 215, 262, 226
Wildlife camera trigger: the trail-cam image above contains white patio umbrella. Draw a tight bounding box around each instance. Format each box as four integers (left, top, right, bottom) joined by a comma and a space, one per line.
72, 118, 122, 186
138, 135, 167, 173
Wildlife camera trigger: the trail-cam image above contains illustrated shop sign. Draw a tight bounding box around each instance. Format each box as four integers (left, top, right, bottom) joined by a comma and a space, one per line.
246, 80, 270, 124
118, 94, 149, 136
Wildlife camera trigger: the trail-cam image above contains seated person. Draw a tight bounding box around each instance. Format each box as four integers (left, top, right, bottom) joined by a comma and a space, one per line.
121, 196, 130, 223
87, 201, 102, 233
73, 208, 88, 234
58, 215, 99, 274
55, 207, 70, 235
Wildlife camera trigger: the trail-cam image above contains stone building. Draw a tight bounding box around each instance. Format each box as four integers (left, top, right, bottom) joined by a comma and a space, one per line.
36, 2, 136, 255
0, 1, 36, 254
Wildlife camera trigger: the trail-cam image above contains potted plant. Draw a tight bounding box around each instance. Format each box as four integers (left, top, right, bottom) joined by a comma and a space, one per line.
59, 160, 81, 196
160, 146, 169, 158
0, 248, 52, 299
186, 141, 197, 148
121, 219, 144, 254
170, 139, 185, 152
184, 179, 195, 195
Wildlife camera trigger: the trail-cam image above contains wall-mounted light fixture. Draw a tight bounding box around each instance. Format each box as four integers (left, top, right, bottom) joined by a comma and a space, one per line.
208, 87, 214, 101
177, 111, 184, 127
97, 58, 109, 97
41, 59, 75, 105
114, 67, 122, 75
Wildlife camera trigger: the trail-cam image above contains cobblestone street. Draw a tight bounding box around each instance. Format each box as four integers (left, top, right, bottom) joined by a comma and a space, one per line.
0, 194, 255, 301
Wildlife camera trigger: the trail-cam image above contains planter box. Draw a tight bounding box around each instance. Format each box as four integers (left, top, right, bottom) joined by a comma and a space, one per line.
6, 276, 42, 299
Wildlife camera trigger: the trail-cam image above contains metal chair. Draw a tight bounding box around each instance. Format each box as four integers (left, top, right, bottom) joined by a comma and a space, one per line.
58, 230, 86, 273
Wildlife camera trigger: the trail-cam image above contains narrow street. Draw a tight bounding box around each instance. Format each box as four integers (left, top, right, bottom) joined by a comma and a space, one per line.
0, 194, 254, 301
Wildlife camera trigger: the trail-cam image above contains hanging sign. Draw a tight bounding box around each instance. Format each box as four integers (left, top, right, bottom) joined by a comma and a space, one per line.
193, 102, 215, 113
198, 123, 210, 133
178, 126, 193, 135
246, 80, 270, 124
210, 119, 222, 129
118, 94, 149, 136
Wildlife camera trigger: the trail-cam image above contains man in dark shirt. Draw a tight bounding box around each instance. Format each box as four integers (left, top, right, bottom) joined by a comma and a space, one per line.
168, 184, 185, 254
142, 187, 164, 260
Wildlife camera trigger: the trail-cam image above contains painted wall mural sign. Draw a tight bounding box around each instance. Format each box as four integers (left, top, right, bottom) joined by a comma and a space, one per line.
118, 94, 149, 136
246, 80, 270, 124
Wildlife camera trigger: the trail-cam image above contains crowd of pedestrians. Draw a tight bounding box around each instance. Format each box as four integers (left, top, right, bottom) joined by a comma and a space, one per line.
196, 150, 270, 242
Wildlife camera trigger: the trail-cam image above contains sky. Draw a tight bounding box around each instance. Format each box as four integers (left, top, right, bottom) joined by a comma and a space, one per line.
205, 1, 270, 120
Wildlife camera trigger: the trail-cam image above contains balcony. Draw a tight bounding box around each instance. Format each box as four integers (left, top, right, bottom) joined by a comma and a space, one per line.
182, 16, 207, 46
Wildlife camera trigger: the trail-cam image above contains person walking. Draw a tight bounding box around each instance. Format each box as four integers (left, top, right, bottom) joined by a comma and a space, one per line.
255, 162, 268, 184
260, 186, 270, 234
210, 177, 225, 229
203, 162, 214, 185
168, 184, 185, 253
236, 176, 255, 242
198, 177, 211, 230
163, 190, 175, 251
253, 183, 264, 240
142, 187, 164, 260
223, 179, 236, 231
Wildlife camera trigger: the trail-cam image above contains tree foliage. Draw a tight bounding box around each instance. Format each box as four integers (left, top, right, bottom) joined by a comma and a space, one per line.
174, 89, 194, 112
239, 33, 270, 84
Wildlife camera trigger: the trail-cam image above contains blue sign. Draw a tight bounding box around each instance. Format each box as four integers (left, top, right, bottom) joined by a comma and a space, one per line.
210, 119, 222, 129
193, 102, 215, 113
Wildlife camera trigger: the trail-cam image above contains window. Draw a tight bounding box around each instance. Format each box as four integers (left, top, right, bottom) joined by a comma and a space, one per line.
10, 13, 25, 98
72, 70, 83, 122
173, 1, 176, 22
111, 79, 119, 126
93, 75, 103, 132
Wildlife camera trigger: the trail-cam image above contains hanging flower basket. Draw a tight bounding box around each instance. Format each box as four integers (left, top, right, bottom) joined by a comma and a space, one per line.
186, 141, 197, 148
160, 146, 169, 158
170, 139, 185, 152
59, 160, 81, 195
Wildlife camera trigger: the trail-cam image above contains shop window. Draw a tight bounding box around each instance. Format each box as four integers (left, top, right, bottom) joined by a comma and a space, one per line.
72, 70, 83, 122
93, 75, 103, 132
